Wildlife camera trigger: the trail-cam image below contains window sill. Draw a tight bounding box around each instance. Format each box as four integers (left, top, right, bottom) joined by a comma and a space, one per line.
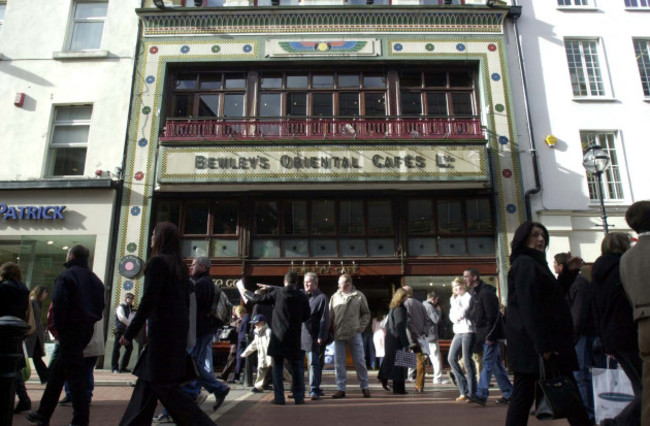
624, 7, 650, 11
556, 6, 599, 11
572, 97, 617, 103
53, 50, 110, 60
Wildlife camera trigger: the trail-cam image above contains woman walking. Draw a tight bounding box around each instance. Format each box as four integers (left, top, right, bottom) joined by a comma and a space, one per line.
447, 277, 477, 402
378, 288, 410, 394
505, 221, 591, 426
118, 222, 214, 426
25, 285, 49, 384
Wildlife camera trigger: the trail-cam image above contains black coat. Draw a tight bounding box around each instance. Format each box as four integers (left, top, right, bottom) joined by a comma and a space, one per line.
124, 255, 190, 384
248, 284, 310, 360
301, 289, 329, 352
468, 280, 503, 352
505, 247, 579, 375
567, 274, 597, 341
194, 271, 219, 337
591, 253, 638, 354
378, 305, 409, 382
0, 279, 29, 320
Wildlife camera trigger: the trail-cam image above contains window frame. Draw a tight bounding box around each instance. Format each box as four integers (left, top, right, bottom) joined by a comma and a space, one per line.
564, 38, 611, 99
66, 0, 108, 52
46, 104, 93, 177
633, 39, 650, 97
624, 0, 650, 9
0, 2, 6, 33
580, 130, 626, 202
557, 0, 591, 7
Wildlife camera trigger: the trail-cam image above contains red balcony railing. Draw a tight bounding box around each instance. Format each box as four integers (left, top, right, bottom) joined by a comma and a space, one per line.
159, 117, 484, 141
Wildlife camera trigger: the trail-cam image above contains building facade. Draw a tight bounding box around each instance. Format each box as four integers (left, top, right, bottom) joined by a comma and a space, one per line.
0, 0, 140, 319
512, 0, 650, 262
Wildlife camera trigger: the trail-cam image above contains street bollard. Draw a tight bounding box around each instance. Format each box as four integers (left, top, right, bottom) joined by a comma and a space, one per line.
0, 316, 30, 426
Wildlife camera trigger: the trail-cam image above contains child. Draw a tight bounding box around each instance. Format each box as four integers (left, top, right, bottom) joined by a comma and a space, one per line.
241, 314, 272, 393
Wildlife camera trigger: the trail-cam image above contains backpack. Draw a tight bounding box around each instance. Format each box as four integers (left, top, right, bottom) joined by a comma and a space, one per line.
210, 284, 232, 326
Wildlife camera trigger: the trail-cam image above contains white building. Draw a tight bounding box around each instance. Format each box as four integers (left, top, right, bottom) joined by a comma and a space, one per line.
510, 0, 650, 263
0, 1, 140, 299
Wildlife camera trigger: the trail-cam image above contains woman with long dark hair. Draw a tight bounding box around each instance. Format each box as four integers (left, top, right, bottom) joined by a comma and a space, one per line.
378, 288, 410, 394
118, 222, 214, 426
26, 285, 49, 384
504, 221, 590, 426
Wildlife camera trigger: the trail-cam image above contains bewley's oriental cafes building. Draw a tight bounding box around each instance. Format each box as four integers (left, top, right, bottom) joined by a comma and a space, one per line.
110, 1, 524, 345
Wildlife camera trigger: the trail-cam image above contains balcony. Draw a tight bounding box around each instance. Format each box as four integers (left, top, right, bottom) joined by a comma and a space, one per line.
159, 117, 484, 142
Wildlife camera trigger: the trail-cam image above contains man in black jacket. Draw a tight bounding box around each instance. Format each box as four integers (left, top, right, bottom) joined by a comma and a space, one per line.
111, 292, 135, 374
465, 268, 512, 406
28, 245, 104, 426
237, 271, 311, 405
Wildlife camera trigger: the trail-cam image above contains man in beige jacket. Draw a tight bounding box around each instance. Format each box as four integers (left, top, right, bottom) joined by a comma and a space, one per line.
620, 200, 650, 426
329, 273, 371, 399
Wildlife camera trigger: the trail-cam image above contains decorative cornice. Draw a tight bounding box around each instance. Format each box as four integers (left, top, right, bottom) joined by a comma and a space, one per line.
137, 6, 509, 35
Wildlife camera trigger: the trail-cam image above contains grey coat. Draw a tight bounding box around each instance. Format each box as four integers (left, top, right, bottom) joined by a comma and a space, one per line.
620, 234, 650, 321
25, 299, 46, 357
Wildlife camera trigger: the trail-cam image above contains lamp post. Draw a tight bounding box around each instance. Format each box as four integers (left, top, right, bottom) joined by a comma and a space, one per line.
582, 144, 611, 234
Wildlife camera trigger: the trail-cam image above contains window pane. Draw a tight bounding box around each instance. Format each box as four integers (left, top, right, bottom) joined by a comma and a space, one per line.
255, 202, 279, 235
438, 237, 465, 256
261, 75, 283, 89
339, 201, 364, 234
340, 239, 366, 257
287, 75, 308, 88
259, 93, 281, 117
75, 2, 108, 19
401, 92, 422, 116
437, 200, 464, 233
70, 22, 103, 50
51, 148, 86, 176
451, 93, 473, 116
364, 93, 386, 116
223, 94, 244, 117
155, 200, 181, 226
181, 239, 209, 258
310, 239, 337, 257
313, 75, 334, 88
56, 106, 92, 121
425, 72, 447, 87
400, 72, 422, 87
312, 93, 333, 116
282, 239, 308, 257
287, 93, 307, 116
409, 238, 436, 256
52, 125, 90, 145
225, 74, 246, 89
172, 95, 192, 117
408, 200, 433, 234
426, 92, 448, 116
449, 71, 472, 87
633, 39, 650, 96
363, 75, 386, 88
281, 201, 307, 235
339, 93, 359, 116
338, 75, 360, 88
311, 201, 336, 234
368, 201, 392, 234
253, 239, 280, 257
184, 202, 209, 234
210, 239, 238, 257
198, 95, 220, 117
200, 74, 222, 89
368, 238, 394, 257
468, 237, 495, 255
175, 74, 197, 90
466, 199, 493, 232
213, 200, 238, 234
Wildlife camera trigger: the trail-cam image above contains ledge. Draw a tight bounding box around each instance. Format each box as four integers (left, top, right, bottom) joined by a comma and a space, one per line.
53, 50, 110, 60
0, 178, 119, 191
571, 97, 617, 103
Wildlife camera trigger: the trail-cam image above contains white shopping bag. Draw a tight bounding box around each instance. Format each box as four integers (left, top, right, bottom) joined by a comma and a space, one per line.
591, 365, 635, 424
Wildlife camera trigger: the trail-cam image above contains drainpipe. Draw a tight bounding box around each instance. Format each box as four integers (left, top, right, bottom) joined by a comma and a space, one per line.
511, 2, 541, 222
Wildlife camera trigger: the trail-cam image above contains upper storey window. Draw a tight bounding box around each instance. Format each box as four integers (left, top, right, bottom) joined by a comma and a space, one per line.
0, 3, 6, 33
46, 105, 92, 177
624, 0, 650, 8
67, 1, 108, 51
399, 70, 476, 117
170, 73, 247, 118
564, 39, 610, 98
557, 0, 590, 6
633, 39, 650, 97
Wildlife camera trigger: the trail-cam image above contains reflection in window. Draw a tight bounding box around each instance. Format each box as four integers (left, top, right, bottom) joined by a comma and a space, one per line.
223, 94, 244, 117
311, 201, 336, 235
408, 200, 433, 234
368, 201, 393, 234
213, 200, 238, 234
198, 95, 220, 117
365, 93, 386, 116
288, 93, 307, 116
184, 202, 209, 234
401, 92, 422, 116
255, 202, 279, 234
340, 201, 364, 234
312, 93, 333, 116
466, 199, 493, 232
281, 201, 308, 235
438, 201, 463, 233
339, 93, 360, 117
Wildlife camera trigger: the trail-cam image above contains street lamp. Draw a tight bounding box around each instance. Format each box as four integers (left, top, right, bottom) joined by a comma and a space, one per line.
582, 144, 611, 234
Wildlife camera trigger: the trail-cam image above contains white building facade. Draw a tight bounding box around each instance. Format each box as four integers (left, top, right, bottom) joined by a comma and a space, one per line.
0, 0, 140, 305
511, 0, 650, 263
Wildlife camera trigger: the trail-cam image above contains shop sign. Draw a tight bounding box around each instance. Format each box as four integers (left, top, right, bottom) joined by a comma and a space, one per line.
159, 145, 487, 183
0, 203, 66, 220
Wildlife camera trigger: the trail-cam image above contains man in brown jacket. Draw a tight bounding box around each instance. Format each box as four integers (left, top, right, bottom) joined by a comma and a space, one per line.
620, 200, 650, 426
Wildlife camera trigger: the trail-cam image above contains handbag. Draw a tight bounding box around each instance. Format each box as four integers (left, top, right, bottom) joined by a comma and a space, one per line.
218, 326, 235, 341
592, 359, 635, 424
394, 349, 417, 368
534, 356, 583, 420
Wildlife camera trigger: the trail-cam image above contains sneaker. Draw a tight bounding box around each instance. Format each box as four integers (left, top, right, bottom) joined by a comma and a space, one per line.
433, 379, 449, 385
112, 369, 120, 374
362, 388, 371, 398
251, 387, 263, 393
310, 394, 320, 401
495, 396, 511, 405
331, 390, 346, 399
213, 387, 230, 411
14, 399, 31, 413
152, 412, 173, 423
271, 400, 285, 405
58, 396, 72, 406
295, 399, 305, 405
194, 390, 209, 405
26, 411, 49, 426
316, 389, 325, 396
467, 395, 487, 406
455, 395, 468, 402
120, 368, 132, 374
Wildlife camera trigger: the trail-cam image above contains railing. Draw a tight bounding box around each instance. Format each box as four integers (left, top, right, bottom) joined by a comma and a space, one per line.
160, 117, 484, 141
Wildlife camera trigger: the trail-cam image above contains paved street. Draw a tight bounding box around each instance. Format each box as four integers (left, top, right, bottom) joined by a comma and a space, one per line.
13, 370, 572, 426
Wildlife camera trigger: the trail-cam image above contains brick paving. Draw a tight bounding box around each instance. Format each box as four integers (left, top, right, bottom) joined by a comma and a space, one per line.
12, 369, 571, 426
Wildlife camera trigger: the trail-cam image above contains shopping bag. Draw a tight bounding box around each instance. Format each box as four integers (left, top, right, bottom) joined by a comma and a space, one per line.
592, 365, 634, 424
534, 357, 583, 420
394, 349, 417, 368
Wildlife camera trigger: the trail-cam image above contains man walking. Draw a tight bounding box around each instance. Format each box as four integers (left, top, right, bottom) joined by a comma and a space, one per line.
237, 271, 311, 405
403, 286, 432, 393
28, 245, 105, 426
424, 290, 448, 385
329, 273, 371, 399
301, 272, 329, 400
111, 292, 135, 374
464, 268, 512, 406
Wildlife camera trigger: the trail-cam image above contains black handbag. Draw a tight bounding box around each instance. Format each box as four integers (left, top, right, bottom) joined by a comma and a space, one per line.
218, 326, 235, 341
534, 356, 583, 420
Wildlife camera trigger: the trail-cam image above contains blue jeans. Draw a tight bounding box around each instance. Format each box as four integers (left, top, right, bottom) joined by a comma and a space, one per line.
185, 333, 228, 396
305, 347, 323, 396
477, 342, 512, 400
362, 330, 376, 369
448, 333, 477, 397
272, 356, 304, 403
334, 333, 369, 391
573, 335, 594, 420
64, 356, 97, 401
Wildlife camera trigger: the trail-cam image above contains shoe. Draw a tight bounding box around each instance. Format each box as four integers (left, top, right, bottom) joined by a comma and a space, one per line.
414, 388, 424, 393
120, 368, 132, 373
152, 412, 173, 423
467, 395, 487, 406
26, 411, 49, 426
455, 395, 468, 402
58, 396, 72, 406
295, 400, 305, 405
263, 384, 273, 391
380, 378, 390, 391
393, 390, 408, 395
434, 379, 449, 385
495, 396, 511, 405
251, 387, 263, 393
448, 371, 457, 386
112, 369, 120, 374
316, 389, 325, 396
287, 393, 294, 399
14, 399, 31, 413
332, 390, 346, 399
194, 390, 209, 405
271, 400, 285, 405
362, 388, 371, 398
213, 387, 230, 411
310, 394, 319, 401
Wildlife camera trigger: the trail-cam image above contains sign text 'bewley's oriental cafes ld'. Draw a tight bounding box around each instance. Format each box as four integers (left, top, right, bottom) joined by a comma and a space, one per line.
158, 145, 488, 183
